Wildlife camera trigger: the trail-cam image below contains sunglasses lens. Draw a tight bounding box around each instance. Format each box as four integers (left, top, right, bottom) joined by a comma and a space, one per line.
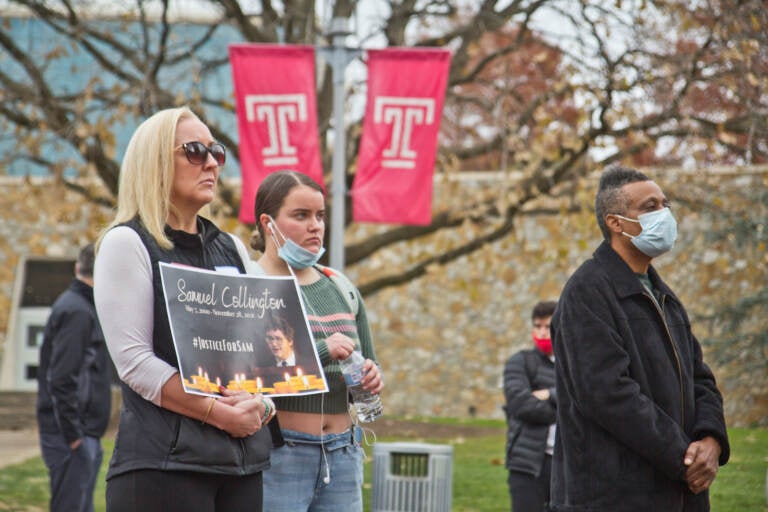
182, 142, 226, 166
184, 142, 207, 165
210, 143, 226, 165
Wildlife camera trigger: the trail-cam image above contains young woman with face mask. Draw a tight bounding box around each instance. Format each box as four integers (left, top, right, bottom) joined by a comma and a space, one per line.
249, 170, 383, 512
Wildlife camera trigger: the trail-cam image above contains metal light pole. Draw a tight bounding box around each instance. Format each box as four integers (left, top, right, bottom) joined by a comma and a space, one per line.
319, 17, 360, 270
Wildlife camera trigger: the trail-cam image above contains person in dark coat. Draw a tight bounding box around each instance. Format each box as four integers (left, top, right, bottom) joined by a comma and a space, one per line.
550, 166, 729, 511
503, 300, 558, 512
36, 243, 112, 512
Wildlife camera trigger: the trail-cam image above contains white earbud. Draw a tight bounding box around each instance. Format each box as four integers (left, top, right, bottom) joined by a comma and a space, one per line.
267, 222, 274, 233
320, 392, 331, 484
322, 446, 331, 484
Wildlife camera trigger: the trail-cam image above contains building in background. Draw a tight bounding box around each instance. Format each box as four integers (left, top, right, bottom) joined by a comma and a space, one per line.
0, 1, 242, 389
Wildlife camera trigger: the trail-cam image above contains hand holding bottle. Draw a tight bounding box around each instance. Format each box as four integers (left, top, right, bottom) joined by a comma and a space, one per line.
358, 357, 383, 394
339, 350, 383, 423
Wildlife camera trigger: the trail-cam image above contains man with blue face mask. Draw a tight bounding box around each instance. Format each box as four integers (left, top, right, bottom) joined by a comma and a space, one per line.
549, 166, 729, 512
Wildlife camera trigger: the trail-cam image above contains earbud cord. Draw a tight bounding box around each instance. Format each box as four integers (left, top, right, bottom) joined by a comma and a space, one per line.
266, 217, 289, 248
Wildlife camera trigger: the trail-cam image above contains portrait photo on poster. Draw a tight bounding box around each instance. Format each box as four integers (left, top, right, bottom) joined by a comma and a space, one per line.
158, 262, 328, 397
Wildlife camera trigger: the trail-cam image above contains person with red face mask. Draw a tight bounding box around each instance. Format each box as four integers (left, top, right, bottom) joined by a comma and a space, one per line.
502, 300, 558, 512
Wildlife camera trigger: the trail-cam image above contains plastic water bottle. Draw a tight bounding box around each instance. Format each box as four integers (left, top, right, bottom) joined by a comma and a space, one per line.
339, 350, 383, 423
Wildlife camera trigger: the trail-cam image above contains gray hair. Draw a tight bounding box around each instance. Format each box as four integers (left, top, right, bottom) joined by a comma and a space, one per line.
594, 166, 650, 239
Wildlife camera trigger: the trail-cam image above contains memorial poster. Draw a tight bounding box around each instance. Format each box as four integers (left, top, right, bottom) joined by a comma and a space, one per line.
159, 262, 328, 397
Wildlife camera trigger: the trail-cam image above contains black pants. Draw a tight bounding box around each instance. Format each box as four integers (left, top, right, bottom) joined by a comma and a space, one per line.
507, 454, 551, 512
106, 469, 263, 512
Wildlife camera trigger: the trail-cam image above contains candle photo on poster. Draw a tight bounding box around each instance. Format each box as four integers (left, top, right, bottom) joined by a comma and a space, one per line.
159, 262, 328, 397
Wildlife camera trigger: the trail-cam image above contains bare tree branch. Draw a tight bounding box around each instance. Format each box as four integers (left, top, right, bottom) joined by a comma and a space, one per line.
1, 0, 765, 298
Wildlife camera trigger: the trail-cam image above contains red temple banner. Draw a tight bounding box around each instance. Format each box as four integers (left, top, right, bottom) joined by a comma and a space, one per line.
229, 44, 324, 223
351, 48, 451, 225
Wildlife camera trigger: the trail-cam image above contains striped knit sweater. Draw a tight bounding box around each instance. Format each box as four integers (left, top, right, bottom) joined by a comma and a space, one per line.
273, 273, 377, 415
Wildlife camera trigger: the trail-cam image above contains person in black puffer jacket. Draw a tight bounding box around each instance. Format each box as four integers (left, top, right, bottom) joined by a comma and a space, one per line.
503, 300, 558, 512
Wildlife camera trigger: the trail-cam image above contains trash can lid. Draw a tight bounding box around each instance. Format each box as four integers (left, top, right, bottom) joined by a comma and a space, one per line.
373, 442, 453, 455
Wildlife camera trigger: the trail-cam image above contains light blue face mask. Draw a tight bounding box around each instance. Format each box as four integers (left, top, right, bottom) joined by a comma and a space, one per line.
267, 217, 325, 270
278, 239, 326, 269
615, 207, 678, 257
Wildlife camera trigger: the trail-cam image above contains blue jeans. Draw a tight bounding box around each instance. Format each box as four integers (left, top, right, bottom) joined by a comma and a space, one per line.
263, 427, 364, 512
39, 432, 103, 512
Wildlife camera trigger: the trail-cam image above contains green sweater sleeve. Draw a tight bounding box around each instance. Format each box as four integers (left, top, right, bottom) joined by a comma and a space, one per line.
355, 290, 378, 365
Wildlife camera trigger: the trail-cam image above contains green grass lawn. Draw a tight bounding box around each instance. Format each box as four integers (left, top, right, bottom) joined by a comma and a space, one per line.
1, 423, 765, 511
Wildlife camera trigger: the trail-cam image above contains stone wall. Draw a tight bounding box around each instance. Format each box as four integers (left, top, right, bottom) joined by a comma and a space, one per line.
1, 168, 765, 426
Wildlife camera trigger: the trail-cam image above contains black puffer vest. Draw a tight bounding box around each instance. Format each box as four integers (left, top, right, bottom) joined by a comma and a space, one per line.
106, 217, 272, 479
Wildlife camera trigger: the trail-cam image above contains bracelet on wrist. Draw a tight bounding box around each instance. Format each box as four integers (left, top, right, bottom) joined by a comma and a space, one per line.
261, 398, 276, 424
201, 397, 216, 425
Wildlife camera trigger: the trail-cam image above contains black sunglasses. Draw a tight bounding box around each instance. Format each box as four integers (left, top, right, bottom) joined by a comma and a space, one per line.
176, 141, 226, 166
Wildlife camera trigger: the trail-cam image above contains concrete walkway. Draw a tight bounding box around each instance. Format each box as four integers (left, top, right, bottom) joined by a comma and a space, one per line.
0, 428, 41, 469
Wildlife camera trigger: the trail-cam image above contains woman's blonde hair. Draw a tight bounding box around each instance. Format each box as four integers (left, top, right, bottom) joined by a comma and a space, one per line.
98, 106, 199, 250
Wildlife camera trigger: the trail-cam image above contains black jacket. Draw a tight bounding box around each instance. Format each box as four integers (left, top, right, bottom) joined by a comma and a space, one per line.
37, 279, 112, 443
105, 217, 272, 479
503, 348, 556, 477
550, 241, 729, 511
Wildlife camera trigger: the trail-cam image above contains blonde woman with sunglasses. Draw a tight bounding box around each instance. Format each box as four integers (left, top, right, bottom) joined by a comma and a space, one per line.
94, 107, 273, 512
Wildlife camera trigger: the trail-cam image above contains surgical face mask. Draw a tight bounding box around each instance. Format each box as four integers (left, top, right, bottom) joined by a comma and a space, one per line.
267, 216, 325, 270
615, 207, 678, 257
279, 239, 326, 269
